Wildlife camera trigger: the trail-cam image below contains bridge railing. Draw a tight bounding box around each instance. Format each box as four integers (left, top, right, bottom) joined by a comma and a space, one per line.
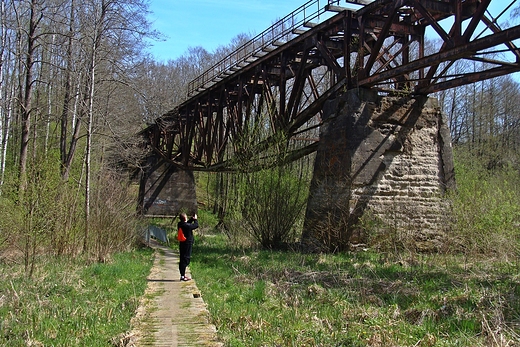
187, 0, 343, 98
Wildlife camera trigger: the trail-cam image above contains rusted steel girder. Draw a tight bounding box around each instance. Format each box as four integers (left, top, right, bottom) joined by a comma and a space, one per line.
144, 0, 520, 171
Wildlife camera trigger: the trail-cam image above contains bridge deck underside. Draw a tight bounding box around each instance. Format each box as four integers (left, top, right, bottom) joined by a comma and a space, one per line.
146, 0, 520, 171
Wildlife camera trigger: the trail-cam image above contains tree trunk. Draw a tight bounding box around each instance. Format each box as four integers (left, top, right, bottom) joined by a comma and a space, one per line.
83, 59, 95, 253
0, 0, 6, 190
83, 0, 107, 253
60, 0, 75, 180
19, 0, 41, 192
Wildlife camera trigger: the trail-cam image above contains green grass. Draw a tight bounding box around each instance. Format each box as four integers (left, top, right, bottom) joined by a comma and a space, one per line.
0, 248, 154, 346
191, 234, 520, 347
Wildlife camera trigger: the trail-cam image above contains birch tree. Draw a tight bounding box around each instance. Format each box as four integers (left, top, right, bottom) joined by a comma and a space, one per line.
75, 0, 156, 253
0, 0, 11, 189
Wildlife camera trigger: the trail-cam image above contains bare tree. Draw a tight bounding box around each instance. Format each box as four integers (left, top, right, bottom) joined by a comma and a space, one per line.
0, 0, 12, 190
59, 0, 77, 181
15, 0, 45, 191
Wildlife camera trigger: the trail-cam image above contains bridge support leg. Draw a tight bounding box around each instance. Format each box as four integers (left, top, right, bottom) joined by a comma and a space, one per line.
302, 88, 455, 252
138, 156, 198, 217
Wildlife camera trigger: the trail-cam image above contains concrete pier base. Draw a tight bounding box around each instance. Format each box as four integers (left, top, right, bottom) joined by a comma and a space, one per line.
302, 88, 455, 252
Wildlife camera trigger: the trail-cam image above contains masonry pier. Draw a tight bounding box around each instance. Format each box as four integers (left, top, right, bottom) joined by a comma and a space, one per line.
138, 156, 198, 217
302, 89, 456, 252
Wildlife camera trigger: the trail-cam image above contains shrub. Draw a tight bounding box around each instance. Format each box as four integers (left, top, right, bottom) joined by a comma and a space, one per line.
448, 152, 520, 258
0, 157, 143, 272
242, 165, 309, 249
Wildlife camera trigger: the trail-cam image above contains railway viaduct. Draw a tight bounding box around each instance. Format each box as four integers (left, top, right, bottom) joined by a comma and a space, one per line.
138, 0, 520, 251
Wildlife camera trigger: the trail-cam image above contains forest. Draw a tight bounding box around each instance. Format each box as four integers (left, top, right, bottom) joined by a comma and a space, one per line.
0, 0, 519, 270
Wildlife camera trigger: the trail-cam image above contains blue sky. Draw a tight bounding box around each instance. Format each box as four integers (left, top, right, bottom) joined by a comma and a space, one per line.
146, 1, 518, 63
146, 0, 307, 62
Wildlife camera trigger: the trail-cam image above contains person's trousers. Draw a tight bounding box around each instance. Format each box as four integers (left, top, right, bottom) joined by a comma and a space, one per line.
179, 241, 193, 277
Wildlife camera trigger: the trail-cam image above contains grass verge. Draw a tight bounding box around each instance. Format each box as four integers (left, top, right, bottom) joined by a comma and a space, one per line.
0, 247, 154, 346
191, 234, 520, 347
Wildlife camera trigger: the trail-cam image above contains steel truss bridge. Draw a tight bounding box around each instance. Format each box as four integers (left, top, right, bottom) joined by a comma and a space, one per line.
144, 0, 520, 172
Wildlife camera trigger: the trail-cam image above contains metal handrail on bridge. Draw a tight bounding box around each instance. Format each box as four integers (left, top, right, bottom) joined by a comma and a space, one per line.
186, 0, 345, 98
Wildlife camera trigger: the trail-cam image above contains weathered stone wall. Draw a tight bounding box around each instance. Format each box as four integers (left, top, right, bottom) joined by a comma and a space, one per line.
302, 88, 455, 251
138, 156, 198, 217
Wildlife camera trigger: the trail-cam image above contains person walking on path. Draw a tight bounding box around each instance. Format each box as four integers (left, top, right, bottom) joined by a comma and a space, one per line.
178, 212, 198, 281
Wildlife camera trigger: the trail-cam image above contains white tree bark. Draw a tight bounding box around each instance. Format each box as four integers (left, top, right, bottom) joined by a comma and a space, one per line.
0, 0, 5, 191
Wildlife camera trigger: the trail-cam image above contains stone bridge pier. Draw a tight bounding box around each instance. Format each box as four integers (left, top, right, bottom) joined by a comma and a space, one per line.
302, 88, 456, 252
138, 156, 198, 217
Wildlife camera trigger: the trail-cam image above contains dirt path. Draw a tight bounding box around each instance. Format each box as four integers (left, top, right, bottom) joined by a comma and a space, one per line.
130, 240, 222, 347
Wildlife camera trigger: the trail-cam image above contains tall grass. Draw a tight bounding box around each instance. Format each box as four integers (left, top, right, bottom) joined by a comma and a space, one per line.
0, 248, 154, 346
191, 233, 520, 347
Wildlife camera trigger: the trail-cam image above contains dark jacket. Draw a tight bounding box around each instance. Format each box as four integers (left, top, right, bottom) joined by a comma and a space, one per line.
178, 217, 198, 243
